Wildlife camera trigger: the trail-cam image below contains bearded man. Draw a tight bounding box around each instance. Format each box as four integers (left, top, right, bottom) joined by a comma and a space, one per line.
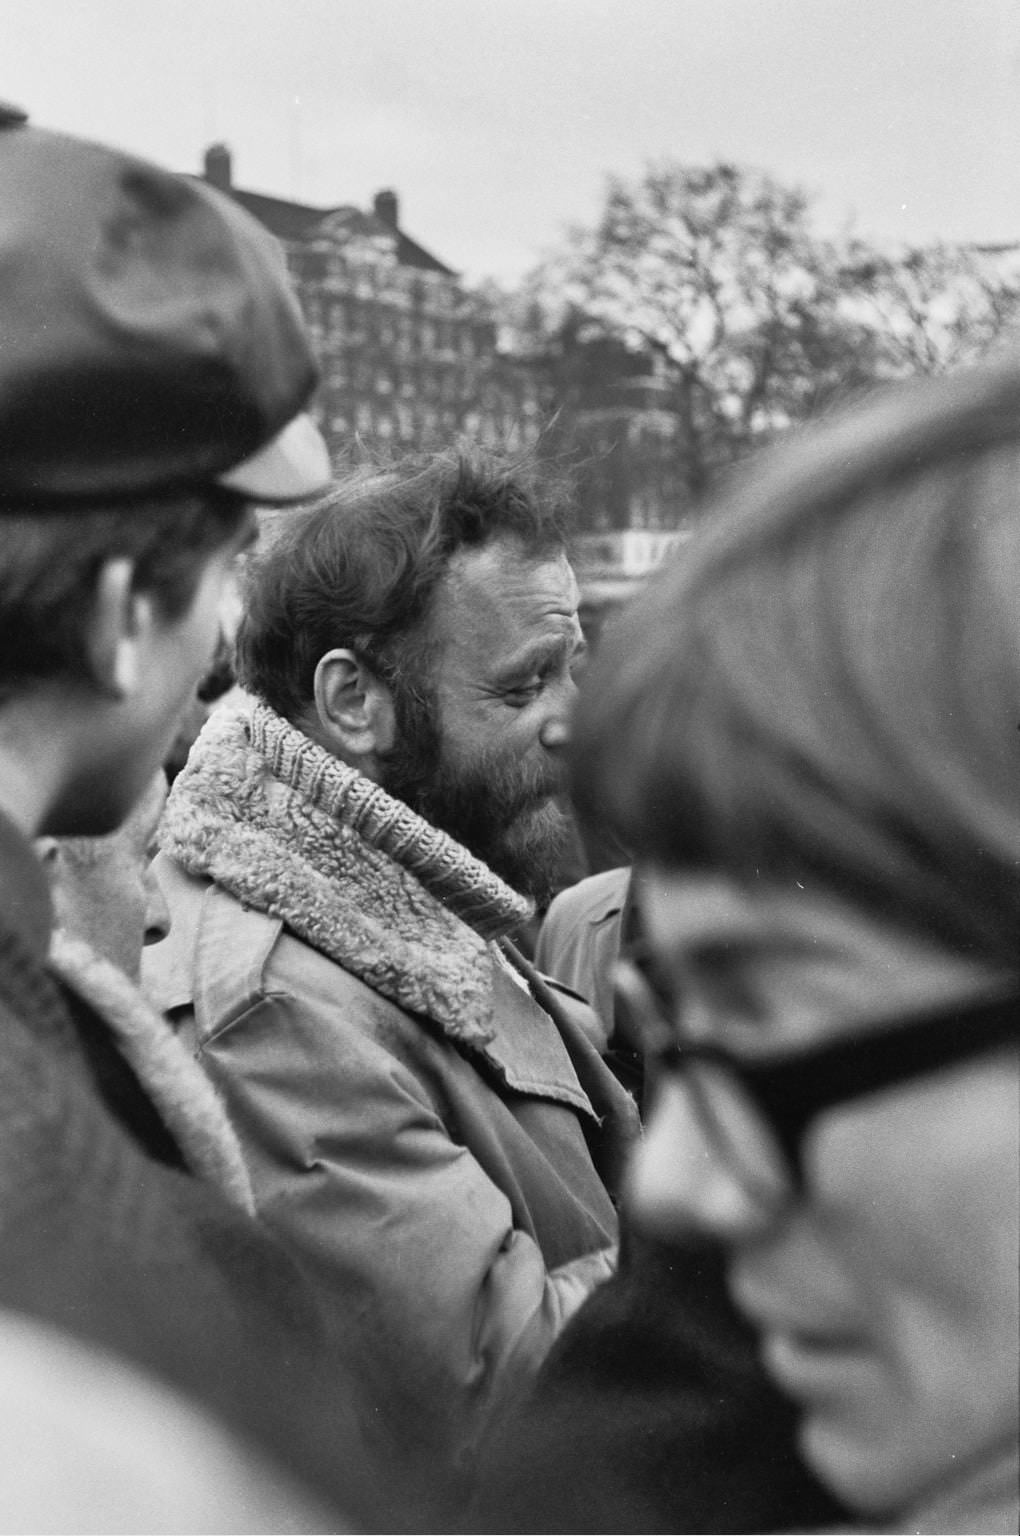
145, 451, 640, 1511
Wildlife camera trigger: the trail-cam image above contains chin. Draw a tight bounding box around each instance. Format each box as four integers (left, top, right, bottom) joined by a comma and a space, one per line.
44, 798, 131, 840
800, 1404, 943, 1521
50, 765, 153, 839
495, 802, 571, 901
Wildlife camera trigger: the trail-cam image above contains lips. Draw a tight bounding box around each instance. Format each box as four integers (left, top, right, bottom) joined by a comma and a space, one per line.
730, 1269, 868, 1396
760, 1326, 872, 1404
511, 785, 563, 818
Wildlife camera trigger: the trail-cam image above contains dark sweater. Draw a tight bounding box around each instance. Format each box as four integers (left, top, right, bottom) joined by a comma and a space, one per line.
0, 809, 381, 1526
468, 1231, 849, 1534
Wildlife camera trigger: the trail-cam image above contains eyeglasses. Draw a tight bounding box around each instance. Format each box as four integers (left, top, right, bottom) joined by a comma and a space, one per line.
614, 953, 1020, 1208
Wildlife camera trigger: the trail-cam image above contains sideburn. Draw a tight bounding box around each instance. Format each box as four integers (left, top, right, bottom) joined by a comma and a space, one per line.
374, 668, 444, 819
375, 665, 573, 903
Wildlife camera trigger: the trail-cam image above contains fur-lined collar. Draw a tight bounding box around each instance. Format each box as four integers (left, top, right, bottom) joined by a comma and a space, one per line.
159, 699, 534, 1046
48, 931, 255, 1214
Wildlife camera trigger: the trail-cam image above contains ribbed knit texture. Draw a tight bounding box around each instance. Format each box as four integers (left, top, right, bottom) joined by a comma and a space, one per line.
160, 697, 534, 1045
249, 701, 531, 939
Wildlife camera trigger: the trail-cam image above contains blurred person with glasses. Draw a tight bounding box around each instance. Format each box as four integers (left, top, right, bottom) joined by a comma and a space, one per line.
569, 356, 1020, 1535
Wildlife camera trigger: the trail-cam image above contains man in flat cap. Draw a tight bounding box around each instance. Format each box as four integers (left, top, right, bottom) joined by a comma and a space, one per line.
0, 106, 385, 1527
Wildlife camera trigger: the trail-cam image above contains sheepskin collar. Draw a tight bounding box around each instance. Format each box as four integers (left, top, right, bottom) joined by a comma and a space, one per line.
159, 699, 534, 1046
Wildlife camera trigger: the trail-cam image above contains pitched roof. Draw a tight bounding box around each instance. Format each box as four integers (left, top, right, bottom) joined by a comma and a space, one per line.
209, 183, 456, 275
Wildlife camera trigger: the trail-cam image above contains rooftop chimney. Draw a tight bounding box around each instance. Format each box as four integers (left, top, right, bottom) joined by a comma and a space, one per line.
373, 189, 399, 229
204, 143, 233, 192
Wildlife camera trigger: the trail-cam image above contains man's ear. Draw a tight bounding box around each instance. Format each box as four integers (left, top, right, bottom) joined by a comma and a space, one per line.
84, 558, 152, 699
312, 649, 396, 765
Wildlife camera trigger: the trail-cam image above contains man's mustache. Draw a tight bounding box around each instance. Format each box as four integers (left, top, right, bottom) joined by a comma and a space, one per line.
501, 771, 567, 821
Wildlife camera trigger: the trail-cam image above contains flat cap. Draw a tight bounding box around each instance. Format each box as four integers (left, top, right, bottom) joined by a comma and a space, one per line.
0, 111, 331, 507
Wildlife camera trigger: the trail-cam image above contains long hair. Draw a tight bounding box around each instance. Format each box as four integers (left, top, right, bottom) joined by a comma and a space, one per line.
571, 356, 1020, 965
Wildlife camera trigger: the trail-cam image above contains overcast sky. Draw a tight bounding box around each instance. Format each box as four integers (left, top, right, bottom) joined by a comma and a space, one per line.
7, 0, 1019, 282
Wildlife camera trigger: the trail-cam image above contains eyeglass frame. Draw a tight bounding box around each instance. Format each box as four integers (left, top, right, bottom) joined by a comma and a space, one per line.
613, 954, 1020, 1191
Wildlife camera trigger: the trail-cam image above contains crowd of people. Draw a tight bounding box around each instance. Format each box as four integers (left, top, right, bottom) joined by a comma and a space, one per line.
0, 105, 1016, 1534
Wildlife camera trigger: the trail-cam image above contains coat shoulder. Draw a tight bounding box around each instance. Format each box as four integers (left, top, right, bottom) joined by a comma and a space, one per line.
146, 855, 283, 1028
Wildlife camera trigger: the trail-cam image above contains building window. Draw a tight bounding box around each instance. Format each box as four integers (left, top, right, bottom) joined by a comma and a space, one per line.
396, 404, 415, 441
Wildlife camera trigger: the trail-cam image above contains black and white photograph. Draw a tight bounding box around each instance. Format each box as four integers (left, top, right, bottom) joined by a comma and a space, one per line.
1, 4, 1018, 1531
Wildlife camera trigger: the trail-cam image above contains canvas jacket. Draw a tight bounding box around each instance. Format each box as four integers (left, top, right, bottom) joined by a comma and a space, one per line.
535, 866, 633, 1050
145, 698, 641, 1483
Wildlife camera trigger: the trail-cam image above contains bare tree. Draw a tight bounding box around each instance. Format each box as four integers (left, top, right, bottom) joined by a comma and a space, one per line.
484, 164, 1020, 517
839, 240, 1020, 376
518, 161, 876, 494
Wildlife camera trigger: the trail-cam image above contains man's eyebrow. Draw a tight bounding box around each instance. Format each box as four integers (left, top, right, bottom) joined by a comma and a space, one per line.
496, 630, 587, 682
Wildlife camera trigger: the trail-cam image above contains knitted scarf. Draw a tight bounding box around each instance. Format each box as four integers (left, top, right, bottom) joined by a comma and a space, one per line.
159, 698, 534, 1047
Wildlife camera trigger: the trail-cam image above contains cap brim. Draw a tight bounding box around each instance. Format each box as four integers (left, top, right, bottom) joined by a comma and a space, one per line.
216, 412, 332, 504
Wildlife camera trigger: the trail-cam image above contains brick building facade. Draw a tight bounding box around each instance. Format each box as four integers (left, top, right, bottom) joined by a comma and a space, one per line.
201, 144, 544, 461
199, 145, 686, 608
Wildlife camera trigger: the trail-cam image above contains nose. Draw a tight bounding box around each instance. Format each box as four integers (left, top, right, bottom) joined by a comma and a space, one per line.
142, 865, 171, 947
537, 674, 578, 753
626, 1078, 776, 1245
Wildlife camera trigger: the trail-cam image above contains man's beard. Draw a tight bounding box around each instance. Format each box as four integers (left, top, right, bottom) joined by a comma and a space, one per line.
377, 682, 572, 906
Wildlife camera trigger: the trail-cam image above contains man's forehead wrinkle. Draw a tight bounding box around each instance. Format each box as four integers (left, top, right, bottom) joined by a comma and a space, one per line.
429, 542, 579, 678
443, 543, 577, 611
518, 610, 586, 658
